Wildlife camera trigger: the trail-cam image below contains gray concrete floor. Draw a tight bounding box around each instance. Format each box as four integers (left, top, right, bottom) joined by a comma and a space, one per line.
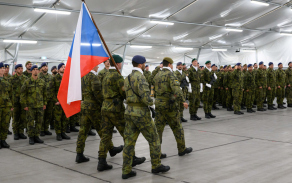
1, 101, 292, 183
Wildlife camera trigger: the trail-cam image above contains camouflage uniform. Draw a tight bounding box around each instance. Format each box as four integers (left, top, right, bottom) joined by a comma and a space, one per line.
244, 70, 256, 109
4, 73, 11, 80
10, 74, 28, 135
98, 69, 126, 159
23, 70, 32, 78
97, 68, 109, 83
0, 77, 13, 141
150, 66, 161, 97
286, 67, 292, 105
123, 70, 161, 175
202, 68, 214, 113
231, 69, 244, 112
255, 69, 267, 109
153, 68, 186, 153
224, 71, 233, 109
241, 70, 247, 106
174, 70, 187, 118
50, 73, 68, 134
183, 70, 189, 99
213, 70, 220, 105
266, 68, 276, 106
38, 72, 53, 132
253, 69, 258, 104
76, 72, 114, 153
188, 66, 201, 115
143, 70, 152, 91
276, 68, 286, 105
20, 77, 47, 138
221, 71, 227, 107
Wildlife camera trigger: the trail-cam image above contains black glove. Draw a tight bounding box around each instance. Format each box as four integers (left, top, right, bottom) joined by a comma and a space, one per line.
149, 107, 156, 118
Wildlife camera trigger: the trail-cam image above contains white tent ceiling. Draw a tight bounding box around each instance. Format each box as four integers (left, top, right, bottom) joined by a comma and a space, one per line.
1, 0, 292, 67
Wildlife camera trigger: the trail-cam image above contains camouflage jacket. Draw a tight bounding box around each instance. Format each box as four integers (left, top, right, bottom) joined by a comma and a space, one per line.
285, 67, 292, 86
0, 77, 13, 108
150, 66, 160, 85
4, 73, 11, 80
20, 77, 47, 108
50, 73, 62, 104
9, 74, 28, 104
125, 70, 153, 117
255, 69, 267, 88
223, 71, 232, 89
38, 72, 53, 99
231, 69, 244, 89
101, 69, 125, 112
276, 69, 286, 87
188, 66, 201, 89
212, 71, 220, 88
143, 70, 152, 85
183, 69, 188, 76
97, 68, 109, 84
174, 70, 187, 85
81, 72, 102, 110
153, 68, 185, 110
266, 68, 276, 88
23, 70, 32, 78
244, 71, 255, 91
216, 71, 224, 88
202, 68, 215, 90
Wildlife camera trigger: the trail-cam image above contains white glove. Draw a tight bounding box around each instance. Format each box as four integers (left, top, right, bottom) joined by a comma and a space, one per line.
188, 83, 192, 93
150, 105, 155, 109
180, 87, 182, 90
200, 83, 203, 92
186, 76, 190, 83
214, 73, 217, 80
206, 83, 212, 88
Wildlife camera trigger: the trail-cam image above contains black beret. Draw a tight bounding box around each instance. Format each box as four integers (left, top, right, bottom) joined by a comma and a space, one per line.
41, 62, 47, 68
58, 63, 65, 70
51, 66, 57, 71
15, 64, 23, 70
111, 55, 123, 63
132, 55, 146, 64
30, 65, 38, 71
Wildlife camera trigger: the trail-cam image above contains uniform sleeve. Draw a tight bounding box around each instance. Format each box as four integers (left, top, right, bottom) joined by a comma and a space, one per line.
137, 74, 153, 106
20, 81, 28, 107
170, 73, 185, 103
91, 76, 102, 100
117, 75, 126, 99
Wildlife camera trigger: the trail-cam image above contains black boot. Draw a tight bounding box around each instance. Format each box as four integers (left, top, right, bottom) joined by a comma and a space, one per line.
190, 115, 197, 121
247, 108, 253, 113
278, 104, 285, 109
239, 111, 244, 114
66, 126, 70, 133
14, 133, 19, 140
257, 108, 265, 111
109, 145, 123, 157
205, 113, 211, 119
152, 164, 170, 174
7, 130, 12, 135
70, 127, 79, 132
113, 129, 117, 133
241, 105, 246, 110
44, 131, 52, 135
273, 105, 277, 110
160, 153, 167, 159
75, 153, 90, 163
194, 114, 201, 120
178, 147, 193, 156
268, 105, 274, 110
29, 137, 35, 145
19, 133, 27, 139
122, 171, 137, 179
50, 123, 54, 130
88, 129, 96, 136
1, 140, 10, 148
132, 156, 146, 167
61, 132, 71, 140
181, 117, 188, 122
34, 136, 44, 143
234, 111, 241, 115
288, 104, 292, 107
199, 105, 203, 108
97, 158, 112, 171
251, 109, 256, 113
75, 122, 80, 126
40, 131, 45, 136
56, 133, 62, 141
252, 105, 256, 108
209, 113, 216, 118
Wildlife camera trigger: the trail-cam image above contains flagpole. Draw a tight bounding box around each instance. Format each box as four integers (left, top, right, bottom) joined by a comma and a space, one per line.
81, 0, 121, 75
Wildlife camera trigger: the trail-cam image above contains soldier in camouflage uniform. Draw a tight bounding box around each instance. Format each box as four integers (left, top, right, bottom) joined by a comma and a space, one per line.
241, 64, 247, 109
285, 62, 292, 107
231, 63, 244, 115
50, 63, 70, 141
143, 65, 152, 92
23, 61, 32, 78
182, 63, 189, 100
20, 65, 47, 145
211, 64, 219, 110
4, 64, 11, 80
0, 63, 13, 148
188, 59, 202, 121
221, 65, 228, 108
10, 64, 28, 140
244, 64, 256, 113
216, 66, 224, 106
49, 66, 57, 130
266, 62, 277, 110
276, 63, 286, 109
255, 62, 267, 111
122, 55, 170, 179
51, 66, 58, 77
75, 64, 123, 164
253, 63, 258, 105
174, 62, 188, 122
38, 63, 53, 136
153, 57, 193, 159
98, 55, 145, 171
224, 65, 233, 111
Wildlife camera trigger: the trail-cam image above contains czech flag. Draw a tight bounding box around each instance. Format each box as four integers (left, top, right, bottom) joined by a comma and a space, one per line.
58, 2, 109, 118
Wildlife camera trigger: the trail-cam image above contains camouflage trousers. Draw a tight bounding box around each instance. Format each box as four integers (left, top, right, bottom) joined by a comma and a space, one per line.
213, 88, 220, 105
98, 111, 125, 158
221, 89, 226, 106
226, 89, 233, 107
232, 89, 243, 112
42, 100, 54, 132
245, 90, 254, 109
189, 87, 200, 115
276, 87, 285, 105
256, 88, 265, 109
12, 103, 26, 134
242, 91, 246, 106
203, 88, 214, 113
267, 87, 276, 105
287, 86, 292, 104
69, 113, 79, 128
123, 114, 161, 174
27, 108, 44, 138
182, 87, 188, 100
54, 105, 69, 134
0, 107, 10, 140
76, 108, 114, 154
179, 101, 184, 118
155, 109, 186, 153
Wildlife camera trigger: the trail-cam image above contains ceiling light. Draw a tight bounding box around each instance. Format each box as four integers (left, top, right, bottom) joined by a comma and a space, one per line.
130, 45, 152, 48
241, 50, 256, 52
226, 28, 243, 32
3, 40, 37, 44
280, 32, 292, 36
209, 34, 223, 40
212, 49, 227, 51
250, 0, 270, 6
41, 56, 47, 60
150, 21, 174, 25
142, 35, 151, 38
174, 47, 193, 50
173, 33, 188, 41
34, 8, 71, 15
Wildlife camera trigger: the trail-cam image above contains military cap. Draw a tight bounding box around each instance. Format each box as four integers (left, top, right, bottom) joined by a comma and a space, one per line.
160, 62, 163, 64
223, 65, 227, 69
268, 62, 273, 66
200, 66, 204, 68
38, 67, 41, 70
145, 65, 149, 67
110, 55, 123, 63
25, 61, 31, 66
58, 63, 65, 70
4, 64, 9, 68
192, 58, 197, 62
40, 62, 47, 68
288, 62, 292, 65
205, 60, 211, 64
132, 55, 146, 64
51, 66, 57, 71
220, 66, 223, 68
182, 63, 186, 66
211, 64, 216, 67
248, 64, 253, 68
232, 66, 235, 68
177, 62, 182, 66
163, 57, 174, 64
15, 64, 23, 70
30, 65, 38, 71
278, 62, 282, 66
0, 63, 4, 68
228, 65, 231, 67
259, 61, 264, 65
236, 63, 241, 66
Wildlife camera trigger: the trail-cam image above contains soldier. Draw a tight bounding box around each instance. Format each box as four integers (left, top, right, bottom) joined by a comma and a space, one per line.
23, 61, 32, 78
143, 65, 152, 91
153, 57, 193, 159
188, 58, 202, 121
266, 62, 277, 110
10, 64, 28, 140
51, 66, 58, 77
38, 63, 53, 136
253, 63, 258, 105
50, 63, 70, 141
231, 63, 244, 115
4, 64, 11, 80
224, 65, 233, 111
97, 55, 145, 171
216, 66, 224, 106
244, 64, 256, 113
276, 63, 286, 109
49, 66, 57, 130
241, 64, 248, 109
285, 62, 292, 107
0, 63, 13, 148
20, 65, 46, 145
221, 65, 228, 108
174, 62, 188, 122
76, 64, 123, 163
211, 64, 219, 110
255, 61, 267, 111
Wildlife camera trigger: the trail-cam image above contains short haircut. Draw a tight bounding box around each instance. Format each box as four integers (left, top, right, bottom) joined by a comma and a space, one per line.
163, 60, 169, 67
132, 61, 139, 67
